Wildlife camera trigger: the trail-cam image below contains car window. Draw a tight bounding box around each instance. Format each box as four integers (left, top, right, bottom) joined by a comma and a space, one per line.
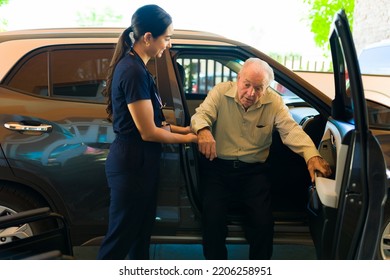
50, 49, 112, 101
269, 81, 307, 106
175, 52, 315, 117
176, 54, 307, 105
367, 100, 390, 129
6, 51, 48, 95
176, 55, 241, 97
6, 46, 114, 102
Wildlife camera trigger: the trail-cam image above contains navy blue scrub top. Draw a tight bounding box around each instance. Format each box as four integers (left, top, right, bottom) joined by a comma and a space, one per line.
111, 51, 164, 137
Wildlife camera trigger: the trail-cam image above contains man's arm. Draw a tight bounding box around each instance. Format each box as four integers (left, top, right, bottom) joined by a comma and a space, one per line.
191, 85, 224, 160
197, 127, 217, 160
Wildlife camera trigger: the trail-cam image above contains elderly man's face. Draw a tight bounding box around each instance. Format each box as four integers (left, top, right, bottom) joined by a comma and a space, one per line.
236, 65, 268, 109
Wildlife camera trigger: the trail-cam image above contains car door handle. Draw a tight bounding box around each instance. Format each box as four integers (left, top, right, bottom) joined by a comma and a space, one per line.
4, 121, 53, 132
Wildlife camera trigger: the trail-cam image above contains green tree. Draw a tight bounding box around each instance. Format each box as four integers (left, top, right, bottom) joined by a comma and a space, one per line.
77, 8, 123, 27
0, 0, 9, 31
304, 0, 355, 54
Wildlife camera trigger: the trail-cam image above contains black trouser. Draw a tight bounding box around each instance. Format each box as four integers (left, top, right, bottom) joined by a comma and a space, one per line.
199, 156, 274, 260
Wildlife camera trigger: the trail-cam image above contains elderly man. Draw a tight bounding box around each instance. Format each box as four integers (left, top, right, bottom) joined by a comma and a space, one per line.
191, 58, 331, 260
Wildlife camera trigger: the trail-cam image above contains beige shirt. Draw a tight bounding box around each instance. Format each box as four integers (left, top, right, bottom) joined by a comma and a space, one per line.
191, 81, 320, 163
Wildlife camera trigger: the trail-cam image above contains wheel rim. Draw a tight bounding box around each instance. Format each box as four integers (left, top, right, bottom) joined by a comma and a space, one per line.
0, 206, 33, 244
381, 220, 390, 260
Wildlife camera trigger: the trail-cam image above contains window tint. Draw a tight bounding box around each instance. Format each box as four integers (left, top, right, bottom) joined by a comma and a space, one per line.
176, 55, 242, 96
51, 49, 112, 101
7, 46, 114, 102
270, 81, 298, 97
367, 100, 390, 129
7, 52, 48, 95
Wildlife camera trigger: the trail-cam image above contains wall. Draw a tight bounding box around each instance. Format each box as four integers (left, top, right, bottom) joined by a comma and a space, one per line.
354, 0, 390, 53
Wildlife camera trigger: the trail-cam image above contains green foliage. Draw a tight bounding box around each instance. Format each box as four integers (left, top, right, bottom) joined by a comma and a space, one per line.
304, 0, 355, 54
77, 8, 123, 27
0, 0, 9, 31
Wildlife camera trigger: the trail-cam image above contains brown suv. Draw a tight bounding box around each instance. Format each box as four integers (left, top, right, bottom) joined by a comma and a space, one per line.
0, 11, 389, 259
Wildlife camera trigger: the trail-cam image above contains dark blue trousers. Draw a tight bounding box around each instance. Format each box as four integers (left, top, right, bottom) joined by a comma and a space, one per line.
97, 134, 161, 260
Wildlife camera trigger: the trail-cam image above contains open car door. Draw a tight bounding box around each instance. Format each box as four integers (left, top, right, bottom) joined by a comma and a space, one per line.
308, 10, 387, 259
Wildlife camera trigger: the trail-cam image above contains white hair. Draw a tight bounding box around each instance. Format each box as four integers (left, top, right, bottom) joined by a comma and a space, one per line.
241, 58, 274, 86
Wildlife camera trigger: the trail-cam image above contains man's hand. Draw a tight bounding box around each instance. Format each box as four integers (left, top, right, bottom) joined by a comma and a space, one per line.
197, 128, 217, 160
307, 156, 332, 182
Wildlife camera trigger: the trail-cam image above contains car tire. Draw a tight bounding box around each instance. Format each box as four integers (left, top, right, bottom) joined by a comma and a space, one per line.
0, 182, 52, 244
379, 215, 390, 260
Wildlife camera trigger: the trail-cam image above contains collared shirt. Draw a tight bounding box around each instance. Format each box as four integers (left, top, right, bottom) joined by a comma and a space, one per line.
191, 81, 320, 163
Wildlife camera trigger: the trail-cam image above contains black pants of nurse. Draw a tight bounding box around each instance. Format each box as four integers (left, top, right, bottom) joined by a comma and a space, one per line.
199, 156, 274, 260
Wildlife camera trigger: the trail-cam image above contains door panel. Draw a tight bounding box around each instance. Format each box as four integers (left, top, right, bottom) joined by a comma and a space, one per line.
0, 101, 112, 225
309, 10, 387, 259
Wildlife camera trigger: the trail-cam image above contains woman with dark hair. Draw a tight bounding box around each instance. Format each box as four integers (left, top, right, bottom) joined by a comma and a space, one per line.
97, 5, 197, 260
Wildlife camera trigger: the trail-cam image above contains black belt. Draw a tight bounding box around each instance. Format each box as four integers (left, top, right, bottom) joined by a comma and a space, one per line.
214, 158, 261, 169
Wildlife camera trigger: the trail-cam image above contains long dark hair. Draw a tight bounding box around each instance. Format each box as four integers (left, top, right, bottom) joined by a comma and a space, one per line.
103, 4, 172, 122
